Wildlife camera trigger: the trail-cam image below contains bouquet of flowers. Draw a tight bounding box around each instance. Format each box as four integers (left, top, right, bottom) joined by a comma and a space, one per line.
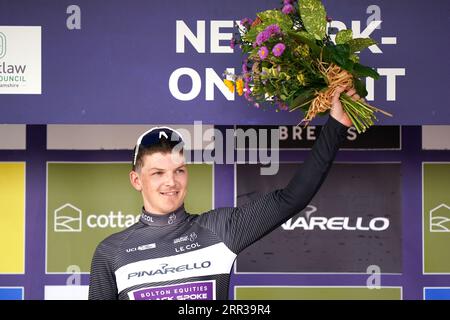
224, 0, 392, 133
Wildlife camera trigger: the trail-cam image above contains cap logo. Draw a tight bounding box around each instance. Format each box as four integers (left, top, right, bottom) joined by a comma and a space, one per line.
159, 131, 169, 139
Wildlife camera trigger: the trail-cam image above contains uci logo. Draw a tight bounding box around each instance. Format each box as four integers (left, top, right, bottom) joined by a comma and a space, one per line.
126, 243, 156, 253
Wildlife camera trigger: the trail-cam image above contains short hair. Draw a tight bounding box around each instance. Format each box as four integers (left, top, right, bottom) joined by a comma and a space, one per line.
132, 137, 184, 172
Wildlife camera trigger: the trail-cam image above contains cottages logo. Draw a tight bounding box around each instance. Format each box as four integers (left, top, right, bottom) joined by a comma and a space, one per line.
54, 203, 139, 232
430, 203, 450, 232
54, 203, 82, 232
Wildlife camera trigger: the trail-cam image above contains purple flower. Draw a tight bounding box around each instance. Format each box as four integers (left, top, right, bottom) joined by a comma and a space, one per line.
256, 25, 281, 47
242, 60, 250, 80
272, 43, 286, 57
282, 4, 295, 14
283, 0, 294, 4
258, 46, 269, 60
244, 81, 252, 100
242, 58, 249, 72
240, 17, 253, 27
256, 30, 270, 45
230, 38, 235, 49
265, 24, 281, 36
276, 101, 289, 111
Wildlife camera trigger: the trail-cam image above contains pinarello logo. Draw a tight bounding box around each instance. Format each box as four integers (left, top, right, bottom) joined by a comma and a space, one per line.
282, 205, 390, 231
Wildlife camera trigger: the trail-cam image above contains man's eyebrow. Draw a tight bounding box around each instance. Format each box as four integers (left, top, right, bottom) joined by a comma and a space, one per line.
149, 165, 186, 171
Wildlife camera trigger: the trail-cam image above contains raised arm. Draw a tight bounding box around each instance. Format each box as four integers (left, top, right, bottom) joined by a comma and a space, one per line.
196, 88, 357, 253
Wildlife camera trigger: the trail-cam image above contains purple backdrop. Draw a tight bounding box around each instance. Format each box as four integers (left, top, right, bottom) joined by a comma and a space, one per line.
1, 0, 450, 301
0, 0, 449, 124
1, 125, 450, 299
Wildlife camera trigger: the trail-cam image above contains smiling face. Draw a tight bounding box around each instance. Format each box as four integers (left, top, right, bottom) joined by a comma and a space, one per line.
129, 151, 188, 215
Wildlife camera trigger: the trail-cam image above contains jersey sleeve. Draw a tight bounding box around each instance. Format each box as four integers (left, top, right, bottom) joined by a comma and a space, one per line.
195, 115, 349, 253
88, 241, 118, 300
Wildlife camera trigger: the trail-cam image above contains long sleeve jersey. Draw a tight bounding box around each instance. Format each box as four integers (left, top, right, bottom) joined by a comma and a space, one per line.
88, 115, 349, 300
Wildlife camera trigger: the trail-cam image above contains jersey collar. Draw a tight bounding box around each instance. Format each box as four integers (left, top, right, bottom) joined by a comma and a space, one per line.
140, 205, 187, 226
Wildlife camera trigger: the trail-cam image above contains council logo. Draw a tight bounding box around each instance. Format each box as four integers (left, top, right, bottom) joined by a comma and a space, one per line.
0, 32, 6, 59
0, 26, 41, 94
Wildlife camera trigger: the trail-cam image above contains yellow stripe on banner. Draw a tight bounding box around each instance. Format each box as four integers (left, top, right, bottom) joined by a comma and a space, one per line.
0, 163, 25, 273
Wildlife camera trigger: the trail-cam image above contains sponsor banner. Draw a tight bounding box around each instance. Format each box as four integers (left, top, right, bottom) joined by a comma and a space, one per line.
0, 162, 25, 274
129, 280, 215, 300
423, 163, 450, 273
0, 26, 41, 94
44, 285, 89, 300
422, 126, 450, 150
46, 162, 213, 273
47, 124, 214, 150
424, 288, 450, 300
236, 163, 402, 273
115, 242, 236, 292
235, 125, 401, 150
0, 287, 23, 300
1, 1, 448, 124
234, 286, 402, 300
0, 125, 26, 149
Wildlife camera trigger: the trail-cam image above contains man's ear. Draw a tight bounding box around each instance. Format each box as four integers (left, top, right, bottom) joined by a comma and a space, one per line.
129, 170, 142, 191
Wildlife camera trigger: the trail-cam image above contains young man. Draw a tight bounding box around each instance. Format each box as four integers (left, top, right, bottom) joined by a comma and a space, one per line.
88, 87, 358, 300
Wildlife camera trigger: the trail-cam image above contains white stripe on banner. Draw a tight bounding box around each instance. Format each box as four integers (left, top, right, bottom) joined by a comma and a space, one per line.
0, 125, 26, 150
115, 242, 237, 293
422, 125, 450, 150
47, 124, 214, 150
44, 285, 89, 300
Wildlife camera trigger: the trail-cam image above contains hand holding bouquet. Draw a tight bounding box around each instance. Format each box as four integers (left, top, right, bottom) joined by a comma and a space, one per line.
224, 0, 392, 133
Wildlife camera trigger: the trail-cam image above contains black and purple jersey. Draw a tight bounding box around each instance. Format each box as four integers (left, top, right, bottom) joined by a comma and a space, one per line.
88, 115, 349, 300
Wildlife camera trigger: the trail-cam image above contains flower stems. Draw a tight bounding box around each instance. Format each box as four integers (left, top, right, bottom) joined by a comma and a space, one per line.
339, 94, 391, 134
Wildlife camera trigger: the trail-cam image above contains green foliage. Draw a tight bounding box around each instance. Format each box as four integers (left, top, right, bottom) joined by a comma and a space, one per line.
348, 38, 377, 53
353, 77, 368, 97
244, 10, 293, 43
353, 63, 380, 80
299, 0, 327, 40
224, 0, 390, 132
336, 29, 353, 44
323, 44, 354, 72
257, 9, 293, 31
289, 88, 316, 111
